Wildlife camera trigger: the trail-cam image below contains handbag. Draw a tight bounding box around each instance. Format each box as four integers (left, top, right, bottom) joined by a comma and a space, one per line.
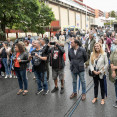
89, 69, 96, 77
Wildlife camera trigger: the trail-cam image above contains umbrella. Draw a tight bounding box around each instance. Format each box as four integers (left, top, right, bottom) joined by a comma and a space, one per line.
78, 78, 81, 93
103, 74, 107, 98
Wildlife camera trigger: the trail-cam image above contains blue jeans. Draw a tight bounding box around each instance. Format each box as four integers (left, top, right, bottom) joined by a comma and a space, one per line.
71, 71, 86, 94
35, 71, 48, 91
114, 80, 117, 100
15, 68, 28, 90
2, 58, 10, 75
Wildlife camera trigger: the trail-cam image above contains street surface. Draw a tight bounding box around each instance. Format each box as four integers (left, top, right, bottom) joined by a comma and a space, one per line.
0, 44, 117, 117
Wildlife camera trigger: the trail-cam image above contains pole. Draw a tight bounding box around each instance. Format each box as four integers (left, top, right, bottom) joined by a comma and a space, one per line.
86, 1, 87, 33
110, 11, 111, 28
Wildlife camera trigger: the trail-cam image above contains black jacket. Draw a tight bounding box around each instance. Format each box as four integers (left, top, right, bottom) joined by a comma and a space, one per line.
68, 47, 87, 73
13, 52, 29, 70
48, 45, 65, 69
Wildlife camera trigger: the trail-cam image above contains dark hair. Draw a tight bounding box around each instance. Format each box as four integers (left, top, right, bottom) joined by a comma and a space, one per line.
24, 40, 29, 45
74, 39, 80, 46
15, 43, 25, 53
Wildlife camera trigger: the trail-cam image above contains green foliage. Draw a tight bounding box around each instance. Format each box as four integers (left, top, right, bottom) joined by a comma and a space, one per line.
110, 11, 116, 17
0, 0, 55, 40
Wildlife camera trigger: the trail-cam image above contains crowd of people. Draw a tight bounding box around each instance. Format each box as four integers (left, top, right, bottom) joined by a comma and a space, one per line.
0, 26, 117, 108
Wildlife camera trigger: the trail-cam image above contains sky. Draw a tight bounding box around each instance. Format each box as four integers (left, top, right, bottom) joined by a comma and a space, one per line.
83, 0, 117, 12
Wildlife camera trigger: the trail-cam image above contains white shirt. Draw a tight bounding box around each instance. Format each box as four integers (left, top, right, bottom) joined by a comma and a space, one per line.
74, 50, 77, 55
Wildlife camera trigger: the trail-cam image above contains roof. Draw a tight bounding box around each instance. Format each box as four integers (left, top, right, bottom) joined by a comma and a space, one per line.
58, 0, 90, 13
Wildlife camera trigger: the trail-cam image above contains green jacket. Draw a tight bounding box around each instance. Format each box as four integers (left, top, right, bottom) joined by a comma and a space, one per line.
85, 38, 96, 52
110, 51, 117, 83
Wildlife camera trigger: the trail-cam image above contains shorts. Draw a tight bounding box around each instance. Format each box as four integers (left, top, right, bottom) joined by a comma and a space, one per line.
52, 68, 64, 80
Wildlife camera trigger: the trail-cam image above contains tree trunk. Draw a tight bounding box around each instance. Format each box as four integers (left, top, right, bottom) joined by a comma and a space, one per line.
0, 22, 6, 41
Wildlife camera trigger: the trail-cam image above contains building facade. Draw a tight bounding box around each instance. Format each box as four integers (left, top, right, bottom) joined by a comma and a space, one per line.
47, 0, 95, 31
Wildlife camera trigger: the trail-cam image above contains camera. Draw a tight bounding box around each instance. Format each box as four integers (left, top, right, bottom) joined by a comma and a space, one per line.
50, 42, 56, 45
31, 52, 35, 56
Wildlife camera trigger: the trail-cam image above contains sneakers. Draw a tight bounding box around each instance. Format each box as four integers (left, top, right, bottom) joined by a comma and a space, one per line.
5, 75, 8, 79
51, 87, 59, 93
1, 72, 5, 77
43, 90, 49, 95
113, 101, 117, 108
35, 89, 43, 95
60, 88, 64, 94
9, 75, 12, 78
70, 93, 77, 99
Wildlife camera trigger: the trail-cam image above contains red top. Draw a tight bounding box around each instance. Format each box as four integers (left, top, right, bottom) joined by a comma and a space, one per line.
14, 52, 20, 68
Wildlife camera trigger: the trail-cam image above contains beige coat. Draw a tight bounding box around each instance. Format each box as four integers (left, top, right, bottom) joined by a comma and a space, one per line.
89, 52, 108, 79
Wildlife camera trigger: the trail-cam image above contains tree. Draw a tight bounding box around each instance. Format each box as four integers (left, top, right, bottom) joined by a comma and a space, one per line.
110, 11, 116, 17
0, 0, 55, 41
27, 2, 55, 34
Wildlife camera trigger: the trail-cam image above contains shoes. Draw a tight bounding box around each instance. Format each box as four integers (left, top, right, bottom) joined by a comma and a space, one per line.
33, 76, 36, 80
17, 90, 23, 95
101, 99, 105, 105
92, 98, 98, 104
1, 72, 5, 77
23, 91, 28, 96
60, 87, 64, 94
35, 89, 43, 95
113, 101, 117, 108
82, 94, 86, 101
51, 87, 59, 93
70, 93, 77, 99
5, 75, 8, 79
43, 90, 49, 95
9, 75, 12, 78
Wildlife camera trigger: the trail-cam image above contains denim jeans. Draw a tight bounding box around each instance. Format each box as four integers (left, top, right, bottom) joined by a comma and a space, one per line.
15, 68, 28, 90
114, 79, 117, 100
71, 71, 86, 94
2, 58, 10, 75
34, 71, 48, 91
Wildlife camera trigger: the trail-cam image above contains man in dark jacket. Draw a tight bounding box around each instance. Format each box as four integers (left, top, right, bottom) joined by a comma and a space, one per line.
48, 42, 65, 94
68, 39, 87, 100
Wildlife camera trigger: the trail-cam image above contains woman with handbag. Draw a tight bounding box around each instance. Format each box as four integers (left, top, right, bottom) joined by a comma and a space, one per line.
110, 50, 117, 108
89, 42, 108, 105
13, 43, 29, 96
